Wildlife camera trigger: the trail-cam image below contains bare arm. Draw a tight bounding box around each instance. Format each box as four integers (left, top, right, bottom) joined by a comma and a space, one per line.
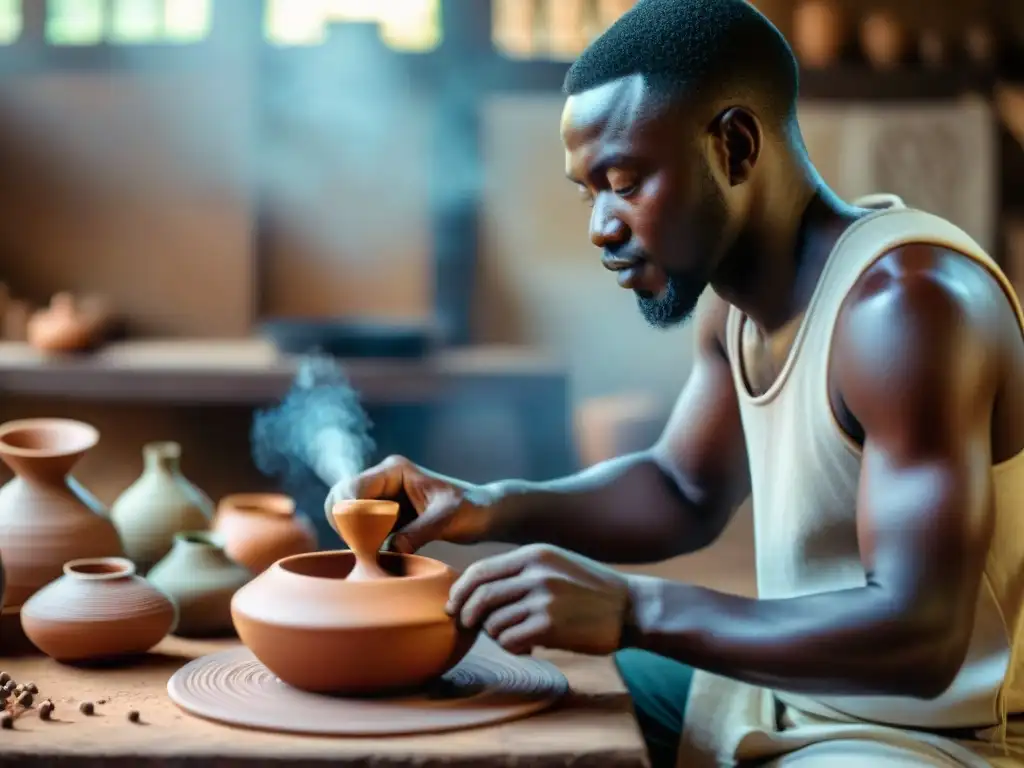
486, 291, 751, 564
623, 246, 1001, 698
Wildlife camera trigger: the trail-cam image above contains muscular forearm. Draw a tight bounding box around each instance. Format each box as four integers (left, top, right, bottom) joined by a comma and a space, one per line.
482, 452, 727, 563
625, 576, 965, 699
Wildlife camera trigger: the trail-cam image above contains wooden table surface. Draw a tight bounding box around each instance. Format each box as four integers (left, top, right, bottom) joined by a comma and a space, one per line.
0, 635, 649, 767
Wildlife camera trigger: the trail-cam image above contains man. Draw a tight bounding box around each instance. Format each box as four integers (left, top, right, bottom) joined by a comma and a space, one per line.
327, 1, 1024, 765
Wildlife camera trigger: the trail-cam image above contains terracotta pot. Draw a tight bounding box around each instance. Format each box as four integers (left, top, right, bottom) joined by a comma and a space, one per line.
860, 11, 906, 70
147, 531, 252, 638
0, 418, 124, 610
212, 493, 317, 574
26, 293, 98, 353
793, 0, 844, 69
231, 500, 475, 694
110, 441, 214, 574
21, 556, 176, 662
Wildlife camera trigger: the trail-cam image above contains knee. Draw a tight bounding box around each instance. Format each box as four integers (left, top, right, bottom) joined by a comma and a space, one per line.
614, 649, 692, 768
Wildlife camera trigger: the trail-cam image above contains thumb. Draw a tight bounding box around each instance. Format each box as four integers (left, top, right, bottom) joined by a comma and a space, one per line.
390, 489, 461, 554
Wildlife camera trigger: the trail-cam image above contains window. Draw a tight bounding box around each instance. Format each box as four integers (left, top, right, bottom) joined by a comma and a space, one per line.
45, 0, 211, 46
0, 0, 20, 44
264, 0, 441, 52
492, 0, 634, 60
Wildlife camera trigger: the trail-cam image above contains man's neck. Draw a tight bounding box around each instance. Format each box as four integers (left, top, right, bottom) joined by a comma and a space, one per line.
714, 172, 862, 335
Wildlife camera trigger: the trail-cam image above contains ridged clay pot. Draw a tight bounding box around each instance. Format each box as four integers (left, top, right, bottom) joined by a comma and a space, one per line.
0, 418, 124, 610
231, 499, 476, 694
213, 493, 317, 574
147, 531, 252, 638
21, 557, 176, 663
111, 441, 214, 574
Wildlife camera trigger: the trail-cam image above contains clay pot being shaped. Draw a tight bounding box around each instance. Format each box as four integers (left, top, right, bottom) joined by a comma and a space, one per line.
26, 293, 98, 353
21, 557, 176, 662
231, 500, 476, 695
0, 419, 124, 610
212, 493, 317, 574
793, 0, 845, 69
147, 531, 252, 638
110, 441, 214, 574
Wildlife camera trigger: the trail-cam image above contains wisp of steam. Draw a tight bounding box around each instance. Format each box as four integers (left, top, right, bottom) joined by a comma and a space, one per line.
250, 355, 375, 525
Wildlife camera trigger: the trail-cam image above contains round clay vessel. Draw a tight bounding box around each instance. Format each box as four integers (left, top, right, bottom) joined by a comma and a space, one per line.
110, 441, 214, 574
21, 557, 176, 662
231, 499, 474, 694
0, 418, 124, 609
212, 493, 317, 574
147, 531, 252, 638
793, 0, 844, 68
860, 11, 906, 70
26, 293, 96, 353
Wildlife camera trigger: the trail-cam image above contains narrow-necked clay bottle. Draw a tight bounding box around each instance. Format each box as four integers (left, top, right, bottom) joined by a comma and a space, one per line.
110, 441, 214, 574
21, 556, 176, 662
147, 531, 252, 638
0, 418, 124, 610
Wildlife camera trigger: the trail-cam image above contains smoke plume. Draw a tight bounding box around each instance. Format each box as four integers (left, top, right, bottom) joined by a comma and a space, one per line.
250, 355, 375, 493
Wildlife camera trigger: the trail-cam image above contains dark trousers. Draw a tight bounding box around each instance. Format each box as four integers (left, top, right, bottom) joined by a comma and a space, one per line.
614, 648, 695, 768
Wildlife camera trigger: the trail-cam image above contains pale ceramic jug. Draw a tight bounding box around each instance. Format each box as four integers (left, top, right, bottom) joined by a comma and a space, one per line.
110, 442, 214, 574
147, 531, 252, 638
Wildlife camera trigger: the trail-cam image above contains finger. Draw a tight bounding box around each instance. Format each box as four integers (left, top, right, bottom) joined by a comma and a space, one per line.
481, 600, 532, 639
350, 456, 409, 501
497, 613, 552, 656
459, 576, 534, 629
447, 548, 538, 615
391, 490, 461, 554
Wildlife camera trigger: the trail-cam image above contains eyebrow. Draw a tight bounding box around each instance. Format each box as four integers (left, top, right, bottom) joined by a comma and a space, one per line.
566, 151, 635, 185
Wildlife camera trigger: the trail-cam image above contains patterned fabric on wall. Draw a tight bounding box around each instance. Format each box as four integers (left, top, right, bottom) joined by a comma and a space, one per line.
798, 97, 996, 253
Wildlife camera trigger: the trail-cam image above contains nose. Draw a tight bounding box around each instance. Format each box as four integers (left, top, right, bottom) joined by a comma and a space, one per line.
590, 197, 628, 250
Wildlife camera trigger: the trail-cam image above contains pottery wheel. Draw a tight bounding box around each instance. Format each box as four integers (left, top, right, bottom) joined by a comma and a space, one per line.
167, 637, 569, 736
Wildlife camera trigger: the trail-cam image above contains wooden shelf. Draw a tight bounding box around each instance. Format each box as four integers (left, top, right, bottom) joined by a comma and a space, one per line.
0, 340, 567, 406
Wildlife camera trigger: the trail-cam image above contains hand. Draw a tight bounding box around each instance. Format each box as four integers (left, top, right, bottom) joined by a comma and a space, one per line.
447, 544, 633, 656
325, 455, 495, 554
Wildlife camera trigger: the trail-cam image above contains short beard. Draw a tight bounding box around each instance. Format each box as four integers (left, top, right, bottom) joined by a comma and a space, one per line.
636, 273, 703, 329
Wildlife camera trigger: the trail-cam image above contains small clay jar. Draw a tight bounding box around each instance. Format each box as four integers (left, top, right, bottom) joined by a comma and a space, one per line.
793, 0, 845, 69
860, 11, 906, 70
110, 441, 215, 574
147, 531, 252, 638
26, 293, 96, 353
231, 500, 475, 694
918, 29, 947, 69
21, 557, 177, 663
212, 493, 317, 574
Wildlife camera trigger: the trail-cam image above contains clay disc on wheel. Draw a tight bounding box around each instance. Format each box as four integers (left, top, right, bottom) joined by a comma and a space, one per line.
167, 636, 570, 736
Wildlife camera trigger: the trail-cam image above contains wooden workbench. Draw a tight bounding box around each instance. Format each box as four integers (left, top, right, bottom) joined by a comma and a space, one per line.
0, 636, 649, 767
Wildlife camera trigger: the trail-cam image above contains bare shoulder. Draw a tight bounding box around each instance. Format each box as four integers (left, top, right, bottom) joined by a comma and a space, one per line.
833, 243, 1014, 436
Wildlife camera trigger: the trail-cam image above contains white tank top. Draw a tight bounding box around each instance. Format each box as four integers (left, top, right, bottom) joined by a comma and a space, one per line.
725, 196, 1024, 732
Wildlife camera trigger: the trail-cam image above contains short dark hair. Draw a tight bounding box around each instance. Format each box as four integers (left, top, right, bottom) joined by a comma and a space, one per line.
563, 0, 799, 126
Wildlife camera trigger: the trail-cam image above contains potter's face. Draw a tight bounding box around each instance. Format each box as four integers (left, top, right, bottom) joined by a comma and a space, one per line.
560, 75, 730, 328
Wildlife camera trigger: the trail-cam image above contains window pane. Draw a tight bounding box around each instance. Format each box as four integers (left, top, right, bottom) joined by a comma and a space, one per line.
110, 0, 162, 42
265, 0, 441, 51
0, 0, 21, 45
46, 0, 104, 45
163, 0, 210, 41
264, 0, 327, 46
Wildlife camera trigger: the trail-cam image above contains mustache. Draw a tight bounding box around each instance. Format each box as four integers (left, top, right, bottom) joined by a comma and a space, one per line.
602, 246, 651, 267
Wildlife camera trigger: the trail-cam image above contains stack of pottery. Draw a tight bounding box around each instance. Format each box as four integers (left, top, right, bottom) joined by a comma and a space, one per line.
212, 493, 317, 575
0, 418, 124, 613
231, 500, 474, 694
110, 441, 215, 574
21, 556, 176, 662
147, 531, 252, 638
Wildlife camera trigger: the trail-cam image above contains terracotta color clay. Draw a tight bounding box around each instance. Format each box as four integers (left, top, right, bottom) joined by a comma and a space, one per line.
147, 531, 252, 638
793, 0, 845, 69
20, 557, 176, 662
212, 493, 317, 574
110, 441, 214, 574
860, 10, 906, 70
168, 638, 568, 736
230, 499, 475, 695
26, 293, 97, 353
0, 419, 124, 610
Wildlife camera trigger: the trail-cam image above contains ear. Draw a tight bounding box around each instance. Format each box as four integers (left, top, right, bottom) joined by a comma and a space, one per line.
707, 107, 761, 186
